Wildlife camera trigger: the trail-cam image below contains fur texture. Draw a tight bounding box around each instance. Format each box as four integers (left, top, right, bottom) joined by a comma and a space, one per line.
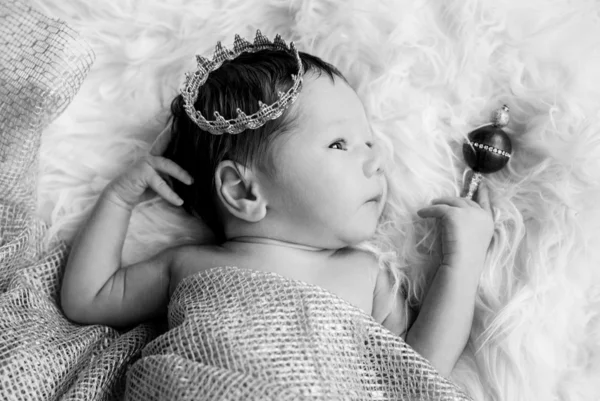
31, 0, 600, 399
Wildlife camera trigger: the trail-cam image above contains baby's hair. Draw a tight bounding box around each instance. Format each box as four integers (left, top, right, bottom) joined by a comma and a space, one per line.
165, 49, 346, 243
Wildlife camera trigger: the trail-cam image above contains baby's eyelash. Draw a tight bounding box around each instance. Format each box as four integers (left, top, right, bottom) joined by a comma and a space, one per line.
329, 139, 347, 150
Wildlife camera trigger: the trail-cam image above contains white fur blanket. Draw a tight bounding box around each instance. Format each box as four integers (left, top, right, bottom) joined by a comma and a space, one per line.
20, 0, 600, 400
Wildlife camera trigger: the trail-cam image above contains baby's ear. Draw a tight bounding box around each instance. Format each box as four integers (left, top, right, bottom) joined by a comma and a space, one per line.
214, 160, 267, 222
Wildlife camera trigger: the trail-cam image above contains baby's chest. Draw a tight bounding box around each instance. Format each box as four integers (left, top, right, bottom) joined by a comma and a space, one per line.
170, 249, 378, 316
315, 258, 378, 316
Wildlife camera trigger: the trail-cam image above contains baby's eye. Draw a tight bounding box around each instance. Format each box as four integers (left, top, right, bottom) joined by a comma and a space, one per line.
329, 140, 347, 150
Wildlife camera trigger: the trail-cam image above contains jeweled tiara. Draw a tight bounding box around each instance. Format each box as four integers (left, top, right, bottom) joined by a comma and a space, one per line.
180, 30, 304, 135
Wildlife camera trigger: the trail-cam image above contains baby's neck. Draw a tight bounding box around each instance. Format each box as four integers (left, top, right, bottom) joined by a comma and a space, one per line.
218, 236, 346, 283
226, 236, 333, 253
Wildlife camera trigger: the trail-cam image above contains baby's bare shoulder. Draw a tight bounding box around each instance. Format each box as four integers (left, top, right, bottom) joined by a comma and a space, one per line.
333, 247, 380, 286
172, 243, 228, 266
168, 244, 236, 295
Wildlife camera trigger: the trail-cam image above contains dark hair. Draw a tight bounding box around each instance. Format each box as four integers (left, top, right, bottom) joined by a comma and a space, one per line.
164, 49, 346, 243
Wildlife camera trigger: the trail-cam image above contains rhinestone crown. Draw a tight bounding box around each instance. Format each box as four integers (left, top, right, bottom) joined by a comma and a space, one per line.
181, 30, 304, 135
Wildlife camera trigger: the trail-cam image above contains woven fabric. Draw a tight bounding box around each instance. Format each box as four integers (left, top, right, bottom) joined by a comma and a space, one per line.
0, 2, 158, 400
125, 266, 472, 400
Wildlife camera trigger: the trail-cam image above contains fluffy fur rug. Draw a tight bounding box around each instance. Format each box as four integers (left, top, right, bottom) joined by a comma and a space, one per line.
28, 0, 600, 399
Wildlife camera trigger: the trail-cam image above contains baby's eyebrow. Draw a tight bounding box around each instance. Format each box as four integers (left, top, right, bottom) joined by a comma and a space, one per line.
329, 119, 371, 131
325, 118, 374, 140
327, 119, 350, 128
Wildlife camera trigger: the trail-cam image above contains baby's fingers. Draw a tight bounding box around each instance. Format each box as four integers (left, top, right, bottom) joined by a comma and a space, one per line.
148, 171, 184, 206
432, 196, 478, 209
150, 156, 193, 186
417, 204, 452, 219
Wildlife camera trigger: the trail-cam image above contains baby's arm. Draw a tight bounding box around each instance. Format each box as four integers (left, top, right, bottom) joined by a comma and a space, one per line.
404, 264, 478, 377
375, 182, 494, 377
373, 264, 478, 378
61, 190, 174, 327
61, 136, 193, 328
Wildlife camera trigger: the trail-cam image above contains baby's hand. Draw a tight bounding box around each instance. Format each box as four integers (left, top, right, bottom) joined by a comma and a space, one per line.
105, 127, 193, 210
417, 181, 494, 274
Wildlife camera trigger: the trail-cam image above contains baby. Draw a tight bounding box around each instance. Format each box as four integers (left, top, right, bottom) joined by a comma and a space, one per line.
61, 33, 494, 378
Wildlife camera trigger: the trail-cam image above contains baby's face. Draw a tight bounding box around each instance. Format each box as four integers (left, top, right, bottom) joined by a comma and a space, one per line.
260, 75, 388, 249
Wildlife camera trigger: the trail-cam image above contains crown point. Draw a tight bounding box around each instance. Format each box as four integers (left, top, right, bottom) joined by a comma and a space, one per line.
254, 29, 270, 46
233, 34, 252, 53
196, 55, 211, 69
213, 112, 228, 128
236, 108, 248, 119
273, 34, 286, 48
214, 41, 232, 61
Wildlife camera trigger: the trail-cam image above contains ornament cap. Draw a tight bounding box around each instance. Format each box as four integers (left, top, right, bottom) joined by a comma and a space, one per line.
492, 104, 510, 127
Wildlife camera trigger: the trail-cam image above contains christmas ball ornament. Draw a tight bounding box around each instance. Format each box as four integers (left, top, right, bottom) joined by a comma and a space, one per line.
461, 105, 513, 199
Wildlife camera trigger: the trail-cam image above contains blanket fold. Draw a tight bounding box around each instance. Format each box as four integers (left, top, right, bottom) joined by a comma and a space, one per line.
125, 266, 472, 400
0, 2, 159, 400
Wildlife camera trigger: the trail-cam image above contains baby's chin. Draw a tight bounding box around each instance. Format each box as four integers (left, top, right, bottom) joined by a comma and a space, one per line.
335, 225, 380, 249
297, 229, 375, 251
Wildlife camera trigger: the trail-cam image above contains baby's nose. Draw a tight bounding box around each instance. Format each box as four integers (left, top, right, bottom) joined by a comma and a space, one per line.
363, 141, 386, 177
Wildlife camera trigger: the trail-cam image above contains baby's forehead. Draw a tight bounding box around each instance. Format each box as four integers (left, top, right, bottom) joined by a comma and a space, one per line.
291, 76, 369, 137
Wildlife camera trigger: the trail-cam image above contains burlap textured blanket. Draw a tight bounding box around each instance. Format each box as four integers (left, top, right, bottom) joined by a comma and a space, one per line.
124, 266, 471, 400
1, 2, 157, 400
